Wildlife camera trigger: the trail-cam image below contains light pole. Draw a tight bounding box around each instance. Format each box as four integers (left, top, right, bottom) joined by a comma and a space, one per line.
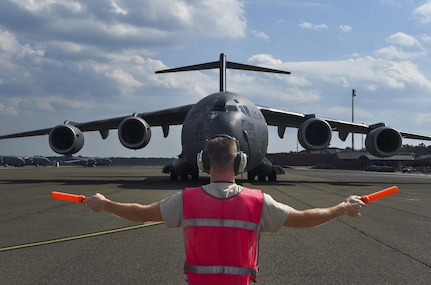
352, 89, 356, 151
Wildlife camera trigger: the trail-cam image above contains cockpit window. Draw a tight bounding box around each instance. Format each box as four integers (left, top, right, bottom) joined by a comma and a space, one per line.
239, 105, 252, 117
226, 105, 238, 112
212, 105, 225, 112
212, 105, 238, 112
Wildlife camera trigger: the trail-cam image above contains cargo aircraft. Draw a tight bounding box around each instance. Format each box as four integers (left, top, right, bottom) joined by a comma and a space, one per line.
0, 155, 25, 167
25, 156, 51, 167
1, 54, 431, 181
62, 156, 112, 167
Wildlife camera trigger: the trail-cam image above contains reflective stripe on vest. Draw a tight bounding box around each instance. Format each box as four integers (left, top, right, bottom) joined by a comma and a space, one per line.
182, 218, 260, 231
182, 186, 263, 283
184, 263, 257, 276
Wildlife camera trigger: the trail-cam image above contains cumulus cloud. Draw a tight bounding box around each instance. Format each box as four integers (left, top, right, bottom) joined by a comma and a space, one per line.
386, 32, 421, 47
0, 0, 246, 49
251, 30, 269, 40
0, 101, 18, 116
0, 0, 246, 116
421, 34, 431, 43
250, 54, 431, 92
375, 45, 427, 60
338, 25, 352, 32
105, 69, 144, 95
0, 29, 20, 53
412, 0, 431, 25
10, 0, 85, 13
374, 32, 427, 60
110, 0, 128, 15
299, 21, 328, 30
248, 54, 283, 65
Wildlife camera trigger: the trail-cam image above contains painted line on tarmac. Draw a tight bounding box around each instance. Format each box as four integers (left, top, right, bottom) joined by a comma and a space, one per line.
0, 221, 164, 252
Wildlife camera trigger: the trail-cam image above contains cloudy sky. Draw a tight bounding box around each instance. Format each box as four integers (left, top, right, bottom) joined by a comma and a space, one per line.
1, 0, 431, 158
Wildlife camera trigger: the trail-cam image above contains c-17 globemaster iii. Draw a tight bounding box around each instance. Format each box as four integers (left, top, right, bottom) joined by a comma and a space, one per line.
1, 54, 431, 181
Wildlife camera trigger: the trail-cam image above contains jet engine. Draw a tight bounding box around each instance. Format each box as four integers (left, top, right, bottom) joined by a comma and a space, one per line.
298, 118, 332, 151
118, 116, 151, 149
365, 127, 402, 157
49, 124, 84, 155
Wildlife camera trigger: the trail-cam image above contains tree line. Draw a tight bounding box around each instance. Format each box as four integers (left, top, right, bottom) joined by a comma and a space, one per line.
401, 143, 431, 156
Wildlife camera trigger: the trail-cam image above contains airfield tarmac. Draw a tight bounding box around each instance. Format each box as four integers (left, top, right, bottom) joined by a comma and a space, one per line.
0, 166, 430, 284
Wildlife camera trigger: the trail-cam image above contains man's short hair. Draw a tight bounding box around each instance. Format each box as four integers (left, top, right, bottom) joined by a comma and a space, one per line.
206, 136, 238, 172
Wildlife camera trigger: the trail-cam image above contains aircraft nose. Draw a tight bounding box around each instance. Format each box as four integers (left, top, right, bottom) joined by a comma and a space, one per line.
206, 112, 244, 141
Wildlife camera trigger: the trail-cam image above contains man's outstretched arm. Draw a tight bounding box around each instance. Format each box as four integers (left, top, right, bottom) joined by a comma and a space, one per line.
83, 193, 163, 223
283, 195, 365, 228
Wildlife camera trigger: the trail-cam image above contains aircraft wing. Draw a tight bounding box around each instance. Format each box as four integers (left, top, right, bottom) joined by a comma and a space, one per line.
0, 128, 53, 139
258, 105, 431, 141
0, 104, 194, 139
74, 104, 194, 132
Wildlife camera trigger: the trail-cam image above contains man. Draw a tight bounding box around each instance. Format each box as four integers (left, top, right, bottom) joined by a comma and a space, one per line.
84, 135, 365, 284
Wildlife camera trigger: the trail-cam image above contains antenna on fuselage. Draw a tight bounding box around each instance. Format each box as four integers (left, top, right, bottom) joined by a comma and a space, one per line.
155, 53, 291, 92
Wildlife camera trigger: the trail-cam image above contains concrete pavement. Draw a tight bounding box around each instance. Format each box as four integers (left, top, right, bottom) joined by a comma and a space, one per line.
1, 166, 430, 284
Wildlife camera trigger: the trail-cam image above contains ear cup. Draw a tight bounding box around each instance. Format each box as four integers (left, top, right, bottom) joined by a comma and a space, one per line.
235, 151, 248, 173
197, 149, 210, 172
196, 150, 204, 172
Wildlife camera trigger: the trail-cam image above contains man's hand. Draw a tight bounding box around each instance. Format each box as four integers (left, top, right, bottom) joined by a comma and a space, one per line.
83, 193, 109, 212
342, 195, 366, 217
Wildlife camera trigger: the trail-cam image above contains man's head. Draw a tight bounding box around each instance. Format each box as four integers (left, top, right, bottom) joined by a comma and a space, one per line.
197, 135, 247, 174
206, 136, 238, 172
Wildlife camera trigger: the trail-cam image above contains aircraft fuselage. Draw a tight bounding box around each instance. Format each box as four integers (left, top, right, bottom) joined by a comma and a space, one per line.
181, 91, 268, 171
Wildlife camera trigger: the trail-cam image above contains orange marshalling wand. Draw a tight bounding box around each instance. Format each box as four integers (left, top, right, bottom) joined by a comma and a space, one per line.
51, 191, 86, 203
361, 186, 398, 204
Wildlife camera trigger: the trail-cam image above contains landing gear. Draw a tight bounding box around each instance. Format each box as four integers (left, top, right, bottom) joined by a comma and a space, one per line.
268, 170, 277, 181
168, 168, 199, 181
247, 165, 284, 182
170, 169, 178, 181
247, 170, 277, 182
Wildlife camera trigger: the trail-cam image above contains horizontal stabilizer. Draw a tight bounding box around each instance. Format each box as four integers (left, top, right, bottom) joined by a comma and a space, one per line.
226, 61, 290, 74
155, 53, 290, 91
156, 60, 290, 75
155, 61, 219, 73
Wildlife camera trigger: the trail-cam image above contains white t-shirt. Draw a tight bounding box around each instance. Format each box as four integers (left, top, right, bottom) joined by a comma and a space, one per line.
159, 182, 291, 233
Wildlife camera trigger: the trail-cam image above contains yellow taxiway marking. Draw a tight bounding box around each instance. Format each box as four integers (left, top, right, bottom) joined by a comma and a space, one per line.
0, 221, 164, 252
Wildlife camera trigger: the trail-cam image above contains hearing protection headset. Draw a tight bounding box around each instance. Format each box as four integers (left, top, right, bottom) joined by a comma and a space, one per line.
197, 134, 247, 174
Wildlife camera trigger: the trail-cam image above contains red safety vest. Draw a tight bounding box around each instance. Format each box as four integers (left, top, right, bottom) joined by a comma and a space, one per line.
182, 186, 263, 285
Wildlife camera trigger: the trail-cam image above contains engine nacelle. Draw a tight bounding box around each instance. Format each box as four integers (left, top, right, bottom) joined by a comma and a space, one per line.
365, 127, 402, 157
49, 124, 84, 155
118, 116, 151, 149
298, 118, 332, 151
